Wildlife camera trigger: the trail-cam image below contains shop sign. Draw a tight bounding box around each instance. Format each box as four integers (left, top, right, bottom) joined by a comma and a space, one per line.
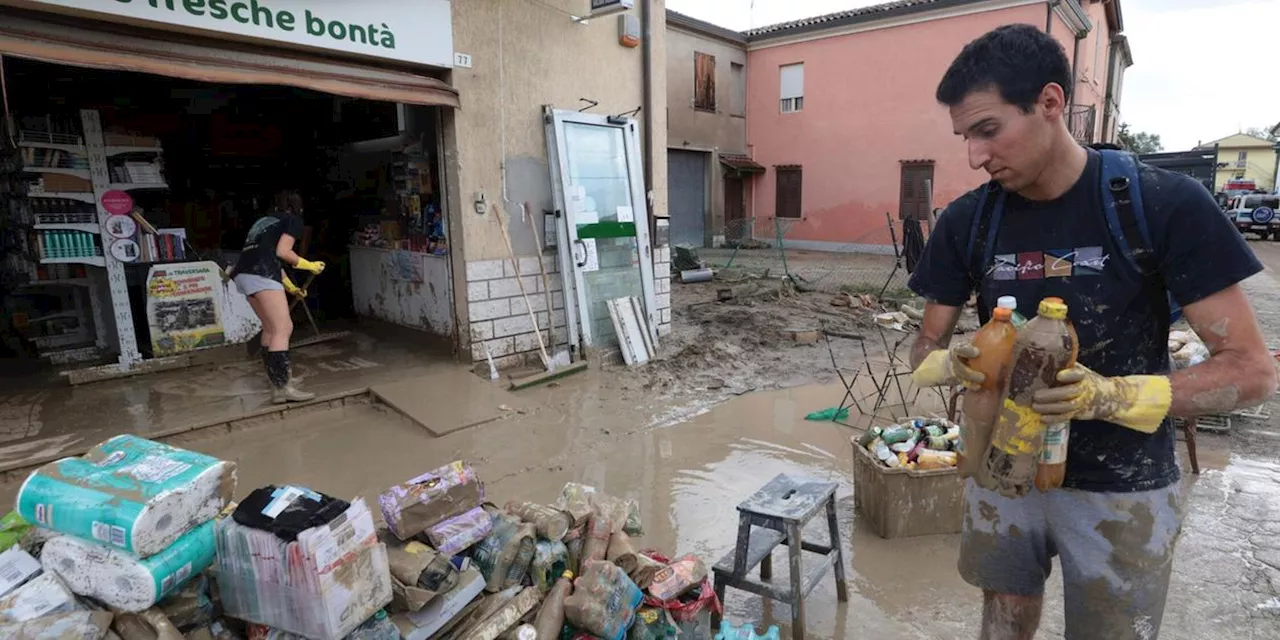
146, 261, 227, 356
12, 0, 454, 68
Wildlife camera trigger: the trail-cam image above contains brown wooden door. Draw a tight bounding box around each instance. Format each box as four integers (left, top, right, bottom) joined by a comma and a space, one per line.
724, 175, 745, 241
899, 162, 934, 221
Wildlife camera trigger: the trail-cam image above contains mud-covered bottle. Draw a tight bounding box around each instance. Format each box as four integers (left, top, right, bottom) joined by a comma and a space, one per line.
1034, 297, 1079, 491
957, 305, 1018, 478
533, 570, 574, 639
976, 298, 1075, 497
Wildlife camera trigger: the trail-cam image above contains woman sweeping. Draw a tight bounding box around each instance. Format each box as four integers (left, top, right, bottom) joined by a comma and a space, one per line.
228, 190, 324, 403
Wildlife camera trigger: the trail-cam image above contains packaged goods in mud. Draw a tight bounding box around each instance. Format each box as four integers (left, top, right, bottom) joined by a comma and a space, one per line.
2, 447, 730, 640
16, 434, 236, 557
858, 417, 961, 470
379, 461, 484, 541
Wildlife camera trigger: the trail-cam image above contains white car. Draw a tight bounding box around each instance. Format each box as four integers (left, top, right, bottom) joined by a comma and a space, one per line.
1226, 194, 1280, 240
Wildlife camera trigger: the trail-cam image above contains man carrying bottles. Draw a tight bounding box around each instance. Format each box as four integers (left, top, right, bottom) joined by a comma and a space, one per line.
906, 24, 1277, 640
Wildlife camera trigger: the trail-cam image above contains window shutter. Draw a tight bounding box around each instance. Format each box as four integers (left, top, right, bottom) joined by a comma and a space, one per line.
780, 63, 804, 100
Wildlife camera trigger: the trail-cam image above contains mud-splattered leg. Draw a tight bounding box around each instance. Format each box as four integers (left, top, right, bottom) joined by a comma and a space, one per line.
980, 591, 1043, 640
1050, 483, 1184, 640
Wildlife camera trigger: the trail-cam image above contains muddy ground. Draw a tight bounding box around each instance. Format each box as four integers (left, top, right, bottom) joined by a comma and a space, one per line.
3, 246, 1279, 638
631, 248, 978, 404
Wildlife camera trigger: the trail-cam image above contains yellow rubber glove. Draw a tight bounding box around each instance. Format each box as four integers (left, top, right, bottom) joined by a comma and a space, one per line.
1031, 365, 1172, 434
911, 344, 984, 389
294, 257, 326, 275
282, 275, 307, 299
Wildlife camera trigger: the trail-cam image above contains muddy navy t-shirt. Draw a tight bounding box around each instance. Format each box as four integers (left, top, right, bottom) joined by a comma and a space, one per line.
909, 150, 1262, 492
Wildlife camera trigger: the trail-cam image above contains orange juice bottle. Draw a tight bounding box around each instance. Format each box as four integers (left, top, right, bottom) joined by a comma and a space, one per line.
1034, 297, 1079, 491
977, 298, 1076, 497
957, 305, 1018, 478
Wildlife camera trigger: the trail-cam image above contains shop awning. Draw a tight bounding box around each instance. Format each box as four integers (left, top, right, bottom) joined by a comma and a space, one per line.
720, 154, 766, 174
0, 14, 460, 108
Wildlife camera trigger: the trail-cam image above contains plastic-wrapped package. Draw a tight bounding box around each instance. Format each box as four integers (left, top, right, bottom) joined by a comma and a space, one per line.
0, 611, 114, 639
0, 573, 82, 622
555, 483, 643, 535
504, 501, 571, 541
41, 520, 215, 612
379, 462, 483, 541
215, 498, 392, 640
423, 506, 492, 556
648, 554, 708, 601
530, 540, 569, 593
563, 560, 643, 640
17, 435, 235, 558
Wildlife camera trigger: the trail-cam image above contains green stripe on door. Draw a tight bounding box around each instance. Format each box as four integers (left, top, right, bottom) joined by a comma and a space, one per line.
576, 221, 637, 239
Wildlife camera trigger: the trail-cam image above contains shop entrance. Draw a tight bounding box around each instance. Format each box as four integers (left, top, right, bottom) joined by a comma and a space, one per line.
0, 56, 455, 377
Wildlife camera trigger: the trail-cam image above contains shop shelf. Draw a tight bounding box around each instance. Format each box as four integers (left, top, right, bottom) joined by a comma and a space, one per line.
34, 223, 100, 233
17, 140, 86, 153
106, 145, 163, 156
23, 166, 91, 178
109, 182, 168, 191
41, 256, 106, 267
28, 192, 97, 204
24, 278, 92, 288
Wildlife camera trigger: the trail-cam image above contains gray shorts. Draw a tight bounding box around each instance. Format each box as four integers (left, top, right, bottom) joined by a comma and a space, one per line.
233, 273, 283, 297
960, 478, 1185, 639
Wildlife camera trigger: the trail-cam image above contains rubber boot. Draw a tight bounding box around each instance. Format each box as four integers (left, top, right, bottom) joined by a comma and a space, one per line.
265, 350, 314, 404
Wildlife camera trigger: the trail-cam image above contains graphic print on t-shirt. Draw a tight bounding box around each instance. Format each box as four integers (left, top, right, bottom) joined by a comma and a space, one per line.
242, 217, 281, 253
990, 247, 1110, 281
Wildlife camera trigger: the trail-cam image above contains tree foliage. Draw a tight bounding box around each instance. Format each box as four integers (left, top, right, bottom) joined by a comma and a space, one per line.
1117, 123, 1163, 154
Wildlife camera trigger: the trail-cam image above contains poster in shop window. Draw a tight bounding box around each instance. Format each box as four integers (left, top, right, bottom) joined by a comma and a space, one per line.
146, 262, 227, 356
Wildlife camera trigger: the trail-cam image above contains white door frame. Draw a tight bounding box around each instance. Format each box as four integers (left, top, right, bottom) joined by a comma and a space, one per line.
543, 107, 658, 350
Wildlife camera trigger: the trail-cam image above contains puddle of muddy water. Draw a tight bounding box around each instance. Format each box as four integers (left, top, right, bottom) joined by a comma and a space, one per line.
166, 383, 960, 638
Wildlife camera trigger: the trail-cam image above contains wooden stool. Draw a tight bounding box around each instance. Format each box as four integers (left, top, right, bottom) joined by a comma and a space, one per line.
711, 474, 849, 639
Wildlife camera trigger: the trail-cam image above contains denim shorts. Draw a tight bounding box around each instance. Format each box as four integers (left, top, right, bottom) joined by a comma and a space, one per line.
959, 478, 1185, 639
233, 273, 283, 296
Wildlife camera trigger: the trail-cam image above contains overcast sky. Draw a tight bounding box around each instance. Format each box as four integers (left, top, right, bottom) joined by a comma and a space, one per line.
666, 0, 1280, 151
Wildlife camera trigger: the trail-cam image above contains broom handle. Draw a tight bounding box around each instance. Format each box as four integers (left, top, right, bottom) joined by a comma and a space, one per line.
495, 204, 551, 366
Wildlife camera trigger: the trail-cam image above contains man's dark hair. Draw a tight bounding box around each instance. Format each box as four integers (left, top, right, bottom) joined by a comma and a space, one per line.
936, 24, 1072, 112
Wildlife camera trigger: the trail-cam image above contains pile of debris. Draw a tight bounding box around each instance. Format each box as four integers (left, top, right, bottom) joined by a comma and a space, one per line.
0, 436, 724, 640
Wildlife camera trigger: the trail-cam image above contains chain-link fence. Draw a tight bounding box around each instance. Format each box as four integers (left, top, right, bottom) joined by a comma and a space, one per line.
682, 215, 928, 301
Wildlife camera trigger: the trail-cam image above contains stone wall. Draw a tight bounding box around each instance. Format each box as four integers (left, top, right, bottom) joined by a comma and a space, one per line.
465, 243, 672, 367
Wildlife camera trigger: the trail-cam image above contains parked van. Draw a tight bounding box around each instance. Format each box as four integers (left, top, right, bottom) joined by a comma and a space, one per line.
1226, 193, 1280, 240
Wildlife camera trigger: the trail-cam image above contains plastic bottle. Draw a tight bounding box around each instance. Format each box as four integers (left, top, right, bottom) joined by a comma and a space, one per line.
533, 570, 574, 640
997, 295, 1029, 327
715, 621, 782, 640
1034, 297, 1079, 491
976, 298, 1076, 497
956, 305, 1018, 478
346, 610, 399, 640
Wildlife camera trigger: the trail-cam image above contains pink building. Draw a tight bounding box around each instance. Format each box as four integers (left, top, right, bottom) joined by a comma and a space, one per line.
742, 0, 1131, 248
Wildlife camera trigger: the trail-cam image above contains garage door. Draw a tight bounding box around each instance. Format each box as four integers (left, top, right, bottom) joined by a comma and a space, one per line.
667, 150, 707, 248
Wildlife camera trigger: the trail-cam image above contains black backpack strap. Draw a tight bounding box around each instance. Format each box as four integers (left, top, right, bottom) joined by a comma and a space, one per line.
1100, 149, 1182, 323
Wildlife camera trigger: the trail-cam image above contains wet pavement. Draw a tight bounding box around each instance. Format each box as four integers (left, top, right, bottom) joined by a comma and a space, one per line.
0, 330, 459, 471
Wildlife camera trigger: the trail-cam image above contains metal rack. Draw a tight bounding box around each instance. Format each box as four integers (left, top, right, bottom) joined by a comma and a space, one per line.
7, 110, 168, 366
